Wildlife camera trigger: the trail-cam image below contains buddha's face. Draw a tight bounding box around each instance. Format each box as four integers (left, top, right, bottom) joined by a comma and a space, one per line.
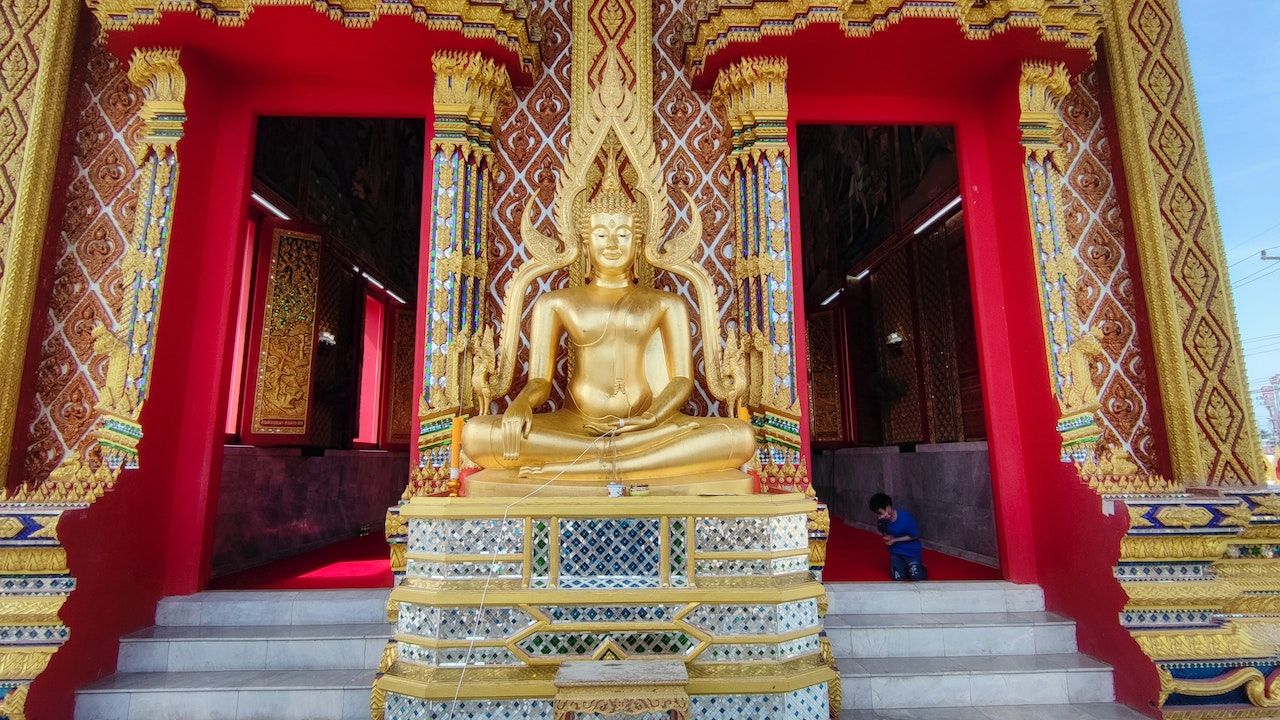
587, 212, 638, 275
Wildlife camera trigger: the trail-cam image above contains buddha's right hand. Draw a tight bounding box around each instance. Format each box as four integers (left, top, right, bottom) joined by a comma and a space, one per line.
501, 399, 533, 461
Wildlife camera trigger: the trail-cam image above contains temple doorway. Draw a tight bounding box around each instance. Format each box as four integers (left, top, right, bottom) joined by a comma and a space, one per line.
209, 116, 424, 589
798, 124, 1001, 581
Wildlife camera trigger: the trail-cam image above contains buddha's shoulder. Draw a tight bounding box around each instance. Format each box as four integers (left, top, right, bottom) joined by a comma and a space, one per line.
535, 286, 580, 305
642, 287, 686, 308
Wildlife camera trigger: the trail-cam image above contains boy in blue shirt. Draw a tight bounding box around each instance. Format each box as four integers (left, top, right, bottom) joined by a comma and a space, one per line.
870, 492, 928, 581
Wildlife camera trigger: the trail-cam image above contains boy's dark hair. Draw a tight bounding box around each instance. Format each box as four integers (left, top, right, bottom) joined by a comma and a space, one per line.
869, 493, 893, 512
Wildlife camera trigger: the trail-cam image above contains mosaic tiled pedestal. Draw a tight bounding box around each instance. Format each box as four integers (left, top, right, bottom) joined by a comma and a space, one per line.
376, 493, 834, 720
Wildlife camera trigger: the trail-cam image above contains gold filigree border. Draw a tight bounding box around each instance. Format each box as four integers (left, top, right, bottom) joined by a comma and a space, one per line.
684, 0, 1100, 74
86, 0, 539, 71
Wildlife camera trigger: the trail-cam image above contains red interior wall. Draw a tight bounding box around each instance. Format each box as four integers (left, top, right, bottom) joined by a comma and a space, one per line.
154, 80, 434, 595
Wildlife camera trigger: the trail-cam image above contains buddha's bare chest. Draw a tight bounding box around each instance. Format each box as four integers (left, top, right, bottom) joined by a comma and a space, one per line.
558, 304, 661, 348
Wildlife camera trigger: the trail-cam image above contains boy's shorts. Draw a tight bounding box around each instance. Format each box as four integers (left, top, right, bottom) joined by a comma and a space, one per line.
889, 554, 928, 581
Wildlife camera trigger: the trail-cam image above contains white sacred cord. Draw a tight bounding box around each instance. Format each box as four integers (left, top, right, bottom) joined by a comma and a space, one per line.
445, 426, 624, 720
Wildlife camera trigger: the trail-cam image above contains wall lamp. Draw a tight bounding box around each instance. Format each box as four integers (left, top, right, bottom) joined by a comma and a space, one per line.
251, 192, 291, 221
912, 196, 962, 236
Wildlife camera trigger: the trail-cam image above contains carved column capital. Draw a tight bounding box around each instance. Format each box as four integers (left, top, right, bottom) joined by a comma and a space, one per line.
712, 57, 789, 161
127, 48, 187, 159
431, 51, 514, 158
1018, 60, 1071, 163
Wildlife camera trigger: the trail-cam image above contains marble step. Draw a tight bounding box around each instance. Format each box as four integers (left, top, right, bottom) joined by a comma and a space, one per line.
826, 582, 1044, 615
840, 703, 1146, 719
75, 669, 376, 720
824, 612, 1077, 658
117, 623, 390, 672
155, 589, 390, 627
838, 654, 1115, 710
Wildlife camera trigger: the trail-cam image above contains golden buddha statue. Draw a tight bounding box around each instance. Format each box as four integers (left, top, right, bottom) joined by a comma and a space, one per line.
461, 150, 756, 496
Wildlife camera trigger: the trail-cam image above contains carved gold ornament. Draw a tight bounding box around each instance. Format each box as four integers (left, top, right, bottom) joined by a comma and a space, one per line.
87, 0, 539, 71
684, 0, 1101, 74
1155, 505, 1217, 530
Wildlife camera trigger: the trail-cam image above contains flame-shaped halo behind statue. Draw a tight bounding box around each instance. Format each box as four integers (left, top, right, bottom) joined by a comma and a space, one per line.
483, 48, 738, 407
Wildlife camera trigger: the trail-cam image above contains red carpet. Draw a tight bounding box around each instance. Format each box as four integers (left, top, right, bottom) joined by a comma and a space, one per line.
208, 519, 998, 589
823, 517, 1002, 582
209, 534, 393, 590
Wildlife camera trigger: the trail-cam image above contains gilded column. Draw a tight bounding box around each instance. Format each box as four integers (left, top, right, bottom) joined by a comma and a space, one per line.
0, 0, 79, 483
1017, 61, 1147, 481
1101, 0, 1265, 484
15, 48, 187, 503
410, 51, 512, 498
712, 58, 805, 492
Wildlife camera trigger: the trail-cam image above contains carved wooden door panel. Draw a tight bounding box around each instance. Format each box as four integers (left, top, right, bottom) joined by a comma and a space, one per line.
239, 219, 324, 446
380, 305, 416, 450
806, 308, 848, 444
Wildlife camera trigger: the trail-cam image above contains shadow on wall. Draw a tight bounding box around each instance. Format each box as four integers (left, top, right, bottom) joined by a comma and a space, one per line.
812, 442, 998, 567
212, 446, 407, 576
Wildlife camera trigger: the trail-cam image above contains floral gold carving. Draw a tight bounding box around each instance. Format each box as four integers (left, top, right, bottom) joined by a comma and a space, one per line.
1058, 66, 1161, 476
1120, 535, 1228, 561
1154, 505, 1215, 530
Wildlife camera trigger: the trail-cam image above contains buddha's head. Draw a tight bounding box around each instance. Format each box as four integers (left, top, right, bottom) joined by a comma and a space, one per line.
583, 147, 643, 279
587, 211, 637, 275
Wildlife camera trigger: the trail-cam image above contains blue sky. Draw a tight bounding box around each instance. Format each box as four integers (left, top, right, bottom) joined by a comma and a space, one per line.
1181, 1, 1280, 436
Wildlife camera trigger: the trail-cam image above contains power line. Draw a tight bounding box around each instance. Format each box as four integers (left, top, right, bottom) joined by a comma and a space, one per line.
1225, 219, 1280, 255
1229, 244, 1280, 269
1231, 261, 1280, 288
1234, 263, 1280, 291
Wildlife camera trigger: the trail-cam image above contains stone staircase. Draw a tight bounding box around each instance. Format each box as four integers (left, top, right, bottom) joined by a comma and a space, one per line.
827, 581, 1146, 719
75, 590, 390, 720
76, 583, 1151, 719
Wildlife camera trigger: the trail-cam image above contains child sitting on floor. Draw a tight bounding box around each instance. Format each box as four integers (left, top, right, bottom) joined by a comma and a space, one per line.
870, 492, 928, 581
